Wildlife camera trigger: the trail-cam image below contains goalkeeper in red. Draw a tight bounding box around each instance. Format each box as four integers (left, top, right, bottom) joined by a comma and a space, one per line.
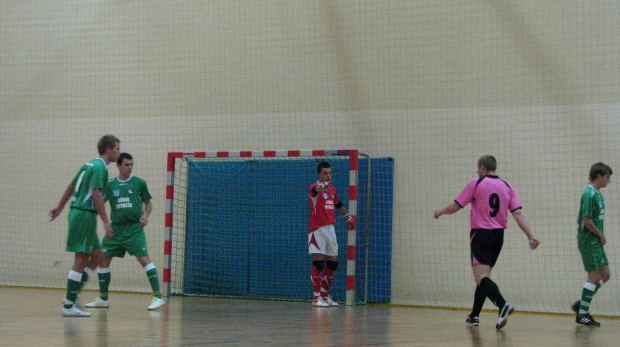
85, 152, 165, 311
308, 161, 356, 307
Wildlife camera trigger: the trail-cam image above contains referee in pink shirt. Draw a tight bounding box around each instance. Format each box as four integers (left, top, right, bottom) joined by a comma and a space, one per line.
434, 155, 540, 329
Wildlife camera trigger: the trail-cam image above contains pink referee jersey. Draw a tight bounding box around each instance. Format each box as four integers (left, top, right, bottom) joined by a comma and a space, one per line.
455, 175, 522, 230
308, 182, 341, 233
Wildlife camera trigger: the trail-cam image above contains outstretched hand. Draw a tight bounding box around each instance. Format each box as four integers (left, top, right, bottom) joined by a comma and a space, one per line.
315, 182, 329, 193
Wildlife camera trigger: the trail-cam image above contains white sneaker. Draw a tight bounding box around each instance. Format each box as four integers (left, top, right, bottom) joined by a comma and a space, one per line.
74, 298, 84, 310
148, 297, 165, 310
85, 297, 110, 308
62, 305, 92, 317
496, 303, 515, 329
312, 297, 329, 307
325, 297, 339, 307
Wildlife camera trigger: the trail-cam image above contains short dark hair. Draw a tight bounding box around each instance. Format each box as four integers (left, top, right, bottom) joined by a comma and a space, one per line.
478, 155, 497, 171
117, 152, 133, 165
317, 161, 331, 173
97, 135, 120, 155
589, 162, 612, 181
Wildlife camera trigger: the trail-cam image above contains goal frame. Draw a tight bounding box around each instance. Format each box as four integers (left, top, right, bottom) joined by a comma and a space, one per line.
164, 149, 360, 305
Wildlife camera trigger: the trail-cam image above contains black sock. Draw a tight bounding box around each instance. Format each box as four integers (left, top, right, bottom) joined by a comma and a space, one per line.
470, 285, 486, 317
479, 277, 506, 308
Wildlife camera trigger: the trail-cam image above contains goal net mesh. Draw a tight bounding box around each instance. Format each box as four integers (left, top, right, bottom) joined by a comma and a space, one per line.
167, 154, 378, 303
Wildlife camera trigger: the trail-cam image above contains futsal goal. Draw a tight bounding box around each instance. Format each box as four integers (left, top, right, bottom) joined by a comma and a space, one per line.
164, 150, 394, 305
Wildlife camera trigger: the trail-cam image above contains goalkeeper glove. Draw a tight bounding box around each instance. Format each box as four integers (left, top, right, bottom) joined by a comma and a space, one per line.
315, 182, 329, 192
343, 214, 356, 230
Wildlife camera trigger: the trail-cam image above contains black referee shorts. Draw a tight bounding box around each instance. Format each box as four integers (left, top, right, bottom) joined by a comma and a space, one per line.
470, 228, 504, 267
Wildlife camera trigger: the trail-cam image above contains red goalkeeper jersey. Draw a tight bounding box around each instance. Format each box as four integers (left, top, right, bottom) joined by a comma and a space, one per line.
308, 181, 341, 233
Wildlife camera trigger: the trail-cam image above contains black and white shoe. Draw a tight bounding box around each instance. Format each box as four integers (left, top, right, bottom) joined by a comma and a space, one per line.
465, 315, 480, 326
496, 303, 514, 329
576, 313, 601, 327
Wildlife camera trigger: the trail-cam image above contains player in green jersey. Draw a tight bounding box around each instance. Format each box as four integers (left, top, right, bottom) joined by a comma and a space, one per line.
571, 162, 612, 326
49, 135, 121, 317
85, 152, 165, 310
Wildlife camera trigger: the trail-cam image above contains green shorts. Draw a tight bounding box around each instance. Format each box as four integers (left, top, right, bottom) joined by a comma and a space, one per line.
578, 232, 609, 272
67, 208, 101, 254
102, 223, 149, 258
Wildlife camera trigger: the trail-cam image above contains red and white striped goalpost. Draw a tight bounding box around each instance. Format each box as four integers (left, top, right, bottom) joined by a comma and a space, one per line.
164, 150, 359, 305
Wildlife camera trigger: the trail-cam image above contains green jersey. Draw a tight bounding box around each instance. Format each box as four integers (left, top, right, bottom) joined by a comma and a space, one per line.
70, 158, 109, 212
578, 185, 605, 235
105, 175, 152, 224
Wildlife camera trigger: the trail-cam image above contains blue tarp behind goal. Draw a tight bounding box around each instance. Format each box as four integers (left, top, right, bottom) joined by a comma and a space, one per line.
183, 156, 393, 303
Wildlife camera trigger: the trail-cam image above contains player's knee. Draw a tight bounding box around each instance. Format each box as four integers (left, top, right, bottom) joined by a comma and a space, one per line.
312, 260, 325, 271
326, 260, 339, 271
479, 276, 496, 291
602, 272, 610, 283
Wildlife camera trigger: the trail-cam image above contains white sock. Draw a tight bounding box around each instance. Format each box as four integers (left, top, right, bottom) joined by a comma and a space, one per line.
68, 270, 82, 282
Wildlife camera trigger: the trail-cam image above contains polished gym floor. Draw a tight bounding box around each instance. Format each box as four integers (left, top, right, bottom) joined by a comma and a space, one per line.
1, 287, 619, 346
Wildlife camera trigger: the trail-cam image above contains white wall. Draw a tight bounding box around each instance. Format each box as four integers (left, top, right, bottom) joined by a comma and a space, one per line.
1, 1, 619, 315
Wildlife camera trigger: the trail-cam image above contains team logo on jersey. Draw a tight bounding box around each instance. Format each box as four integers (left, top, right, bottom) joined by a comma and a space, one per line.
323, 193, 328, 199
128, 189, 134, 194
113, 190, 120, 197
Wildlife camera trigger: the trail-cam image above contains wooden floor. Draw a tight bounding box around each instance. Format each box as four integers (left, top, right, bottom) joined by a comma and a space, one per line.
1, 288, 619, 346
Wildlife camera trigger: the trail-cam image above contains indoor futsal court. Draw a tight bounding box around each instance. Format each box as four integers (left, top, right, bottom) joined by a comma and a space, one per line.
1, 287, 620, 346
2, 1, 620, 347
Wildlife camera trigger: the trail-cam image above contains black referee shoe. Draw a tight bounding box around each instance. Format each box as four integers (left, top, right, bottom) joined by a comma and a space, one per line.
465, 315, 480, 326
